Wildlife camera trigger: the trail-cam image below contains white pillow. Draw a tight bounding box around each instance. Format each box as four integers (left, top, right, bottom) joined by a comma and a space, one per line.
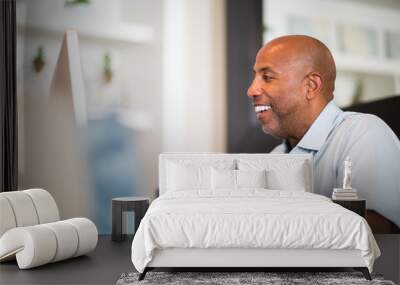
266, 167, 306, 191
167, 162, 211, 191
211, 168, 236, 190
211, 169, 268, 190
237, 158, 309, 192
237, 169, 267, 188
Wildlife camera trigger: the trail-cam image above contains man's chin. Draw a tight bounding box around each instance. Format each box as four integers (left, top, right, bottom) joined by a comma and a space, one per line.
261, 125, 284, 139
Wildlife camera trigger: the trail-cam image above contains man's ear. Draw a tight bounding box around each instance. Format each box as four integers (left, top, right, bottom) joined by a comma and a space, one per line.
305, 72, 322, 100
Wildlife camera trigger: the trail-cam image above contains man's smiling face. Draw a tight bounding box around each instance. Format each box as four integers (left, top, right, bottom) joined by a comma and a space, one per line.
247, 41, 309, 139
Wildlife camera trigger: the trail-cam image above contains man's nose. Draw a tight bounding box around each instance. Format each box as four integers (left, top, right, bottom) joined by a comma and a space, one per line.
247, 79, 261, 98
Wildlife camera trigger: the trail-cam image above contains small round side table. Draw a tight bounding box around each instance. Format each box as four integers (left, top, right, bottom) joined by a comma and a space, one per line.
111, 196, 150, 242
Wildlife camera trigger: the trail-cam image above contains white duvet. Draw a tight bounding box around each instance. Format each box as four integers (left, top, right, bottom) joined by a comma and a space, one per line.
131, 190, 380, 273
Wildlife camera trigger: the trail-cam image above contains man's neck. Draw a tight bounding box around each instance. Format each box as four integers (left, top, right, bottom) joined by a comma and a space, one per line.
285, 100, 331, 149
287, 137, 300, 150
284, 140, 293, 153
285, 118, 312, 148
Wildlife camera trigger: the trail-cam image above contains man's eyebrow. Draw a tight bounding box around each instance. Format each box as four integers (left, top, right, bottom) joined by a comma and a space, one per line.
254, 67, 279, 75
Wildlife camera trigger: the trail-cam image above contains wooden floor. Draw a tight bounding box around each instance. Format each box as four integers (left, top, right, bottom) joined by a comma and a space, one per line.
0, 235, 134, 285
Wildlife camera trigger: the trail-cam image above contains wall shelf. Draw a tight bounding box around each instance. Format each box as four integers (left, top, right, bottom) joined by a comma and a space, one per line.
263, 0, 400, 75
263, 0, 400, 103
335, 54, 400, 76
17, 21, 154, 45
16, 1, 154, 44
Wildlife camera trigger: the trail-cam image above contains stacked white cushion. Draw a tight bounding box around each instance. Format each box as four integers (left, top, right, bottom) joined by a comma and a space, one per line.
0, 196, 17, 237
159, 153, 313, 194
164, 157, 235, 192
266, 167, 306, 191
236, 169, 267, 188
24, 189, 60, 223
238, 157, 311, 192
0, 226, 57, 268
64, 218, 98, 257
167, 163, 212, 191
211, 169, 268, 190
1, 191, 39, 227
0, 189, 98, 269
211, 168, 236, 189
43, 220, 79, 262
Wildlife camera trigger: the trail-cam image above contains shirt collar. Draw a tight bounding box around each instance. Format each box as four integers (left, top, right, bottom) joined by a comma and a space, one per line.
294, 100, 343, 152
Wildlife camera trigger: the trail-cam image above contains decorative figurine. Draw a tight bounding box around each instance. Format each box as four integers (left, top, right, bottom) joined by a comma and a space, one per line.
342, 156, 352, 190
332, 157, 357, 200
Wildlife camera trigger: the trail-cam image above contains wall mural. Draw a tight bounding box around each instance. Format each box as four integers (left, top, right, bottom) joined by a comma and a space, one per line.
17, 0, 150, 234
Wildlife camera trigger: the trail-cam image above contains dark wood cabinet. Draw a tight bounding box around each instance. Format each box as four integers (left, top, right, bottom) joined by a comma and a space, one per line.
332, 198, 366, 218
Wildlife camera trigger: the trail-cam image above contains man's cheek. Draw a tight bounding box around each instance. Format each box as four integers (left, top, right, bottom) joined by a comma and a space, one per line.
273, 99, 295, 118
271, 105, 285, 119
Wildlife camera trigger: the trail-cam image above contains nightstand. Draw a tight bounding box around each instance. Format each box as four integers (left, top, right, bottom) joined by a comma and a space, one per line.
112, 197, 150, 242
332, 198, 366, 218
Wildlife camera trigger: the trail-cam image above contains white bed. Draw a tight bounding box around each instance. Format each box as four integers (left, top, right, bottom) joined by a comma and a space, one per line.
131, 153, 380, 280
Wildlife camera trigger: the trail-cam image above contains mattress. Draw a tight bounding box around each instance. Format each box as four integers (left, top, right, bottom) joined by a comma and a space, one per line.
131, 190, 380, 273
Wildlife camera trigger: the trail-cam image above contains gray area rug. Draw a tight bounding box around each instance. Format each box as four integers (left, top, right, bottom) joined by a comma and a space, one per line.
116, 271, 396, 285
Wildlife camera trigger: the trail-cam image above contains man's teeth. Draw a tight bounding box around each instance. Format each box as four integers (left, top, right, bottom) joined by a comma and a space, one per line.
255, 105, 271, 113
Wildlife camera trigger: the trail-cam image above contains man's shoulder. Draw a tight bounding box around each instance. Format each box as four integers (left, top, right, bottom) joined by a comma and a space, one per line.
342, 111, 384, 125
339, 111, 392, 135
333, 111, 399, 148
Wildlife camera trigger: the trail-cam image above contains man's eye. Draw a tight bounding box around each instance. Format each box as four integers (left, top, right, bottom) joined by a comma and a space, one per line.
262, 75, 273, 82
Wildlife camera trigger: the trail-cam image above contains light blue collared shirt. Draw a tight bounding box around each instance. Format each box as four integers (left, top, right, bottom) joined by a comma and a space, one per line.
272, 100, 400, 227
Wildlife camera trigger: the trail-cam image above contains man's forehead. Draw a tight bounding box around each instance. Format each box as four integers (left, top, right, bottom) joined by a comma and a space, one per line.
253, 45, 285, 72
254, 41, 302, 72
253, 65, 278, 75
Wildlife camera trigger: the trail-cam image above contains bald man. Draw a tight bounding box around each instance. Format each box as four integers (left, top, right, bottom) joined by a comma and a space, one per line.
248, 35, 400, 227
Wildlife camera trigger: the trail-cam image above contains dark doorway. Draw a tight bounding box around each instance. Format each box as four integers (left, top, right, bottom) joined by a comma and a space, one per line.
226, 0, 281, 153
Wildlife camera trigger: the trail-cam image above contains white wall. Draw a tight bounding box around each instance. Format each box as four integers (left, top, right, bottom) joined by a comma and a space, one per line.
17, 0, 164, 220
18, 0, 226, 217
162, 0, 226, 153
117, 0, 164, 198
